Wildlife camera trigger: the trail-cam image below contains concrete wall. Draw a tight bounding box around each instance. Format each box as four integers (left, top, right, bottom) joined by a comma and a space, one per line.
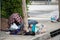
30, 0, 58, 5
51, 0, 58, 2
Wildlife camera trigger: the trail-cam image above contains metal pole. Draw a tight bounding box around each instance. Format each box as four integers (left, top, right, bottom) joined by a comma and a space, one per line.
48, 0, 50, 5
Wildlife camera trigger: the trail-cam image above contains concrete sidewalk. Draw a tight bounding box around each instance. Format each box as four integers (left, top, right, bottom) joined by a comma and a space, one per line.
0, 21, 60, 40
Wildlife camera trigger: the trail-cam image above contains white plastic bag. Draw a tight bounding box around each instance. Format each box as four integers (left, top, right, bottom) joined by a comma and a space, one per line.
9, 23, 19, 30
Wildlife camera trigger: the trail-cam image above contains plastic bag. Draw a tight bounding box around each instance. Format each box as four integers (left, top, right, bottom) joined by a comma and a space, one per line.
51, 15, 57, 22
9, 23, 19, 30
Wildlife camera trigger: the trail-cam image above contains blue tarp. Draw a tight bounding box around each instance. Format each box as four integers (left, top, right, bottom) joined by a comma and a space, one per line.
28, 19, 38, 25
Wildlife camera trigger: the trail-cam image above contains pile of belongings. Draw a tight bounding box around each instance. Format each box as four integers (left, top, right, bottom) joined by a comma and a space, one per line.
9, 13, 24, 35
8, 13, 45, 35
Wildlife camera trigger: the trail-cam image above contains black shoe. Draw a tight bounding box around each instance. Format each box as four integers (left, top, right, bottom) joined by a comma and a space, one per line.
24, 31, 35, 36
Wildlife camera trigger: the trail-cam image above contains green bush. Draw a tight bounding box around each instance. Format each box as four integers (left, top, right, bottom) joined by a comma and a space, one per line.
1, 0, 30, 19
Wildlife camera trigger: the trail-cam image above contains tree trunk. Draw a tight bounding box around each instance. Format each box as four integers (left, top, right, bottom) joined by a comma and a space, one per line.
22, 0, 29, 32
57, 0, 60, 22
